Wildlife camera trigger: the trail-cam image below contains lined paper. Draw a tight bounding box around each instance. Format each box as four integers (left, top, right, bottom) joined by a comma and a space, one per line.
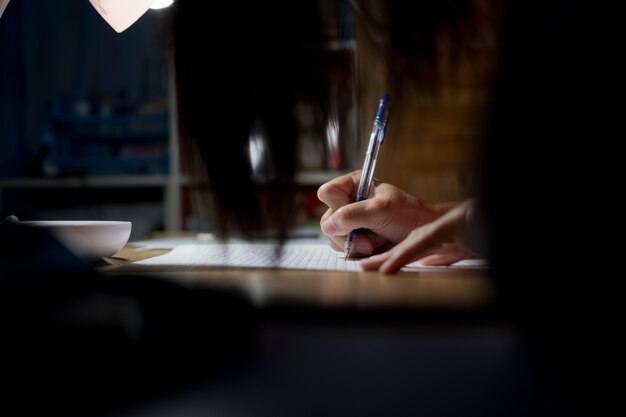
133, 243, 487, 272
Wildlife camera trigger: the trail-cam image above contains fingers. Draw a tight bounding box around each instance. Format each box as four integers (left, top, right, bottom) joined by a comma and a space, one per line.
320, 197, 390, 237
319, 172, 429, 247
320, 207, 345, 252
318, 172, 361, 251
327, 236, 344, 253
317, 171, 361, 210
418, 246, 468, 266
320, 207, 333, 224
380, 224, 455, 273
360, 212, 460, 274
348, 230, 395, 258
358, 252, 391, 271
320, 205, 349, 236
320, 207, 346, 251
325, 232, 376, 257
359, 228, 439, 273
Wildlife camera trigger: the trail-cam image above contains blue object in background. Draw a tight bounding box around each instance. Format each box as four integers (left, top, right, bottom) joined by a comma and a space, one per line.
0, 0, 169, 178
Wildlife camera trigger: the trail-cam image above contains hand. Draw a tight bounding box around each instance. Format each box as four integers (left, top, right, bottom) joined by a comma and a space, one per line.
359, 199, 476, 273
317, 171, 455, 257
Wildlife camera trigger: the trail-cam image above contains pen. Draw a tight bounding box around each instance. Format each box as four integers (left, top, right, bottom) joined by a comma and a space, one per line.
344, 93, 390, 259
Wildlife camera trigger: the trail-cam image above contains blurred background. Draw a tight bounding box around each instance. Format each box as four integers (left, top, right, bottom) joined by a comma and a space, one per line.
1, 0, 496, 239
0, 0, 171, 237
0, 0, 359, 239
3, 2, 611, 416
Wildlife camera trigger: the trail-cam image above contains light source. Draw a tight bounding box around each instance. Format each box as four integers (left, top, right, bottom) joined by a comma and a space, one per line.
149, 0, 174, 10
89, 0, 173, 33
0, 0, 175, 28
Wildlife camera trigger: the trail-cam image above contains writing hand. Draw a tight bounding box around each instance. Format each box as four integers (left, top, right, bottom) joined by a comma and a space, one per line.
317, 170, 453, 257
359, 199, 476, 273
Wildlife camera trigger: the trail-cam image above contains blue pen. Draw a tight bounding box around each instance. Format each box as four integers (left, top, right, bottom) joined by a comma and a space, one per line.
344, 93, 390, 259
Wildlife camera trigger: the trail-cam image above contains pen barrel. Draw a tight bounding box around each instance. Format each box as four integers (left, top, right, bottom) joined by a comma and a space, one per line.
346, 94, 389, 259
356, 126, 383, 200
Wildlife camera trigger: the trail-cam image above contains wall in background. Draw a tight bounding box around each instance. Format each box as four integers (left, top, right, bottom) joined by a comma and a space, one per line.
354, 2, 502, 203
0, 0, 171, 238
0, 0, 169, 177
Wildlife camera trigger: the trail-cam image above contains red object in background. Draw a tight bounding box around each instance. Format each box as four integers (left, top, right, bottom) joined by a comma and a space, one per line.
296, 187, 327, 226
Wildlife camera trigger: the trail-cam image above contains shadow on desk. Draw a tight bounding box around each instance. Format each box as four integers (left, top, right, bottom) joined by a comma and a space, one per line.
1, 274, 554, 417
2, 272, 252, 416
0, 227, 577, 417
2, 273, 569, 417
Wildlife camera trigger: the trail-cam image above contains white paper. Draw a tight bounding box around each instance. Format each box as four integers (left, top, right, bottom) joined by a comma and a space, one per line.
133, 243, 487, 272
128, 226, 324, 250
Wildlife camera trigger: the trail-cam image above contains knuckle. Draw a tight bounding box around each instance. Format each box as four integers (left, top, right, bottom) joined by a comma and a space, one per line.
368, 197, 394, 230
332, 207, 348, 229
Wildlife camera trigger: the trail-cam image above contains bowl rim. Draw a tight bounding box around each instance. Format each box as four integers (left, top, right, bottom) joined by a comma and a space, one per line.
19, 220, 131, 226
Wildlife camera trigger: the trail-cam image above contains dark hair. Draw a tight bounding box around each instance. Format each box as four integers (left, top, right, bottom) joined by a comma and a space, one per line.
172, 0, 329, 240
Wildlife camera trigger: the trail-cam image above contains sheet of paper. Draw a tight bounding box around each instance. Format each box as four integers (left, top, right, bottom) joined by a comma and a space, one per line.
132, 243, 487, 272
129, 236, 322, 250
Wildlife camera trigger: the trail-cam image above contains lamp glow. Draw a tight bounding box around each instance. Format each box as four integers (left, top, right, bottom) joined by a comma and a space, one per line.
150, 0, 174, 9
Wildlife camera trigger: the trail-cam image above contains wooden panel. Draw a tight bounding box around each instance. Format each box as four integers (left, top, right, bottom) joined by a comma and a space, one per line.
353, 2, 500, 201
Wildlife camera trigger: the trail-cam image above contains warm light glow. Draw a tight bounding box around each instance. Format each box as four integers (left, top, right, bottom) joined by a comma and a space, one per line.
150, 0, 174, 9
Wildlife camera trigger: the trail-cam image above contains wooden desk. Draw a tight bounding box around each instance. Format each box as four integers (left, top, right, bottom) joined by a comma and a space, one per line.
103, 245, 495, 311
89, 245, 532, 417
7, 240, 538, 417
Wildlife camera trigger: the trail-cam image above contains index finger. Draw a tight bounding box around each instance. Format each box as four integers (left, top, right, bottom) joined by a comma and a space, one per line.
368, 210, 459, 273
317, 170, 361, 211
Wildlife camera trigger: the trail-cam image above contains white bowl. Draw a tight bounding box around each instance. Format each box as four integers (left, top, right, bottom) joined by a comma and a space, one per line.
21, 221, 132, 260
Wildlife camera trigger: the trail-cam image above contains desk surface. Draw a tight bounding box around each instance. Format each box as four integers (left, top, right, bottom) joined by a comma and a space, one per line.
103, 245, 495, 311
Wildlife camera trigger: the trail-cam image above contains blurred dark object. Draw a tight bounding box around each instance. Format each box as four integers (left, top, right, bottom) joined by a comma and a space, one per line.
3, 214, 19, 223
0, 221, 94, 277
1, 224, 251, 416
481, 2, 619, 416
173, 0, 329, 241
